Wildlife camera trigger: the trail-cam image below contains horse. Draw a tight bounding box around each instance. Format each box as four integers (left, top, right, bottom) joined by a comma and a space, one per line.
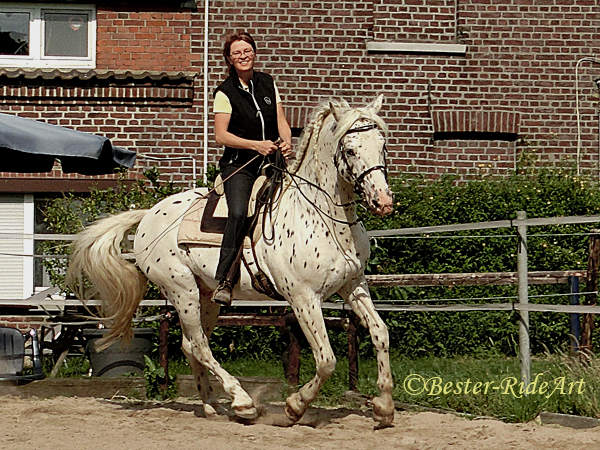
66, 95, 395, 427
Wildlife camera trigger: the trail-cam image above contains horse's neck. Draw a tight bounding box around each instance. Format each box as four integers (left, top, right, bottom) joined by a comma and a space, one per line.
291, 121, 357, 220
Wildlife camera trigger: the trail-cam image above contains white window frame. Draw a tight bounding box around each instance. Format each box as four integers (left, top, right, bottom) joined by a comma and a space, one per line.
0, 3, 96, 69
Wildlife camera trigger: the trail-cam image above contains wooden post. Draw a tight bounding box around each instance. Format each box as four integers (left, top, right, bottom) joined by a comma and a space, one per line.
517, 211, 530, 389
569, 275, 581, 355
581, 229, 600, 354
347, 311, 359, 392
158, 309, 170, 392
285, 323, 301, 390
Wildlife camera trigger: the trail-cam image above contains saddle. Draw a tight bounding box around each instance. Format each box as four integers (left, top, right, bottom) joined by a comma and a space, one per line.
177, 174, 285, 301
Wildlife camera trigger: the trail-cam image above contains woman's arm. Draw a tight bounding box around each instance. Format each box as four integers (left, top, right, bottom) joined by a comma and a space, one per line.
214, 112, 278, 156
276, 103, 293, 158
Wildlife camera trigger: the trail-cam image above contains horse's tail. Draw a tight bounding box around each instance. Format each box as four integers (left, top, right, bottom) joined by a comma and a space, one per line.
65, 209, 149, 351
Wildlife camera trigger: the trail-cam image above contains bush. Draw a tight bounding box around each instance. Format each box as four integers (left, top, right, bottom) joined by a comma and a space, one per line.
40, 167, 600, 362
360, 169, 600, 357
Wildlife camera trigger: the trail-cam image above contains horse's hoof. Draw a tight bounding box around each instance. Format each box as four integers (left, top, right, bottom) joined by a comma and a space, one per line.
284, 393, 305, 423
203, 403, 218, 417
372, 396, 395, 428
233, 405, 259, 421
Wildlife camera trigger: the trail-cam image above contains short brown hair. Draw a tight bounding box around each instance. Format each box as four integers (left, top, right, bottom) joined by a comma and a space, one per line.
223, 32, 257, 74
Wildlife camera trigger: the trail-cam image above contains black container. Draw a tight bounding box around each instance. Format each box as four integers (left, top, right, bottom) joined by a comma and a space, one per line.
83, 328, 154, 377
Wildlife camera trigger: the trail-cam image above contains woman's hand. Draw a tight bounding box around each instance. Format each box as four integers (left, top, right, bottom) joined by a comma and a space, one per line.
252, 140, 279, 156
278, 141, 293, 159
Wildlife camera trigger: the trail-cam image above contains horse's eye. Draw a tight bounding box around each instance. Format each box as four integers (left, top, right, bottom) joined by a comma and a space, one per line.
346, 149, 355, 157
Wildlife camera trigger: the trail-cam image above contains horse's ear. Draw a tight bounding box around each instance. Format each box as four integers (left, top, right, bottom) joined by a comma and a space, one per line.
367, 94, 384, 114
330, 101, 343, 122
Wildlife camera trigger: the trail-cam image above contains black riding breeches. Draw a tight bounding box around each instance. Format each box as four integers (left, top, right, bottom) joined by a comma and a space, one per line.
214, 163, 258, 284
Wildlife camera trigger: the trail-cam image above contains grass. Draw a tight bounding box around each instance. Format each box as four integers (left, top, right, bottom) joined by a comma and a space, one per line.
197, 352, 600, 423
46, 352, 600, 423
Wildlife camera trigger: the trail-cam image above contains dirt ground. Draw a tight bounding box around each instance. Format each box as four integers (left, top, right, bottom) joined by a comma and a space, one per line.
1, 395, 600, 450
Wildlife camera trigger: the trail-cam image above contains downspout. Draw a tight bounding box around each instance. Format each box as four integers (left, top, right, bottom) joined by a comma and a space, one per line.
596, 77, 600, 180
203, 0, 209, 184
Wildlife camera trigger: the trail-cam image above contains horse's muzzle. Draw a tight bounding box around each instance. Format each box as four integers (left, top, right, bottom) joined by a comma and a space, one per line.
372, 189, 394, 216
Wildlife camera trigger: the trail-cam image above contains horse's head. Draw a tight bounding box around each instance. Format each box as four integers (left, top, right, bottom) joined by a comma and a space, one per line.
330, 95, 394, 216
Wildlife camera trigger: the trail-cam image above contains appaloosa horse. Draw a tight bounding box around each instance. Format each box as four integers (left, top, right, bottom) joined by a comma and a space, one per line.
66, 95, 395, 426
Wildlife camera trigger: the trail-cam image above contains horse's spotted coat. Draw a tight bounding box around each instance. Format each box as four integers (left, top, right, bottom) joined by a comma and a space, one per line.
67, 96, 395, 427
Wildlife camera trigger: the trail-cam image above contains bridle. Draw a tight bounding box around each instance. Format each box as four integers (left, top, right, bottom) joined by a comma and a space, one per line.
260, 120, 389, 229
335, 123, 388, 195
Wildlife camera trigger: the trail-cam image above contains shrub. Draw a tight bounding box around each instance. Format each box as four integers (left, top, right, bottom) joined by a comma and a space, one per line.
40, 167, 600, 361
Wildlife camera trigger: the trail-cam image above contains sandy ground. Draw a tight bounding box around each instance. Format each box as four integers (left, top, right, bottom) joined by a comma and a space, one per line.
1, 395, 600, 450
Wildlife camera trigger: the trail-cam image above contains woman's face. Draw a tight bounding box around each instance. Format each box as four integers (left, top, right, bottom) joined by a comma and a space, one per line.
228, 40, 255, 75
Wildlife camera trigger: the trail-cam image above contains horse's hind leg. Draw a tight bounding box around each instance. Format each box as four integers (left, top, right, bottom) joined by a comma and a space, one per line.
180, 286, 222, 415
285, 297, 337, 423
339, 276, 395, 427
165, 272, 258, 420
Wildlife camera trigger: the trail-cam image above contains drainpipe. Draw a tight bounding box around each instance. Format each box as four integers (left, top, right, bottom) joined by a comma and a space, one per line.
203, 0, 209, 184
596, 77, 600, 180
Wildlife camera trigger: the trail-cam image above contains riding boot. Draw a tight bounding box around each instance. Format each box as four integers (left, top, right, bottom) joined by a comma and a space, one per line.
212, 245, 243, 306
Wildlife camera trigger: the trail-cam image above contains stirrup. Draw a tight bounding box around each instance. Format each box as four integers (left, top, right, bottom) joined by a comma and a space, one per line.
211, 281, 233, 306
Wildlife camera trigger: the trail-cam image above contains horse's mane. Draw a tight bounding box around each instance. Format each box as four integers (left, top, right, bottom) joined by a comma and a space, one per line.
288, 98, 388, 175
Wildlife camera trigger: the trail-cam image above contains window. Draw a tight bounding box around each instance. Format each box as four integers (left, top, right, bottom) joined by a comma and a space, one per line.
0, 3, 95, 68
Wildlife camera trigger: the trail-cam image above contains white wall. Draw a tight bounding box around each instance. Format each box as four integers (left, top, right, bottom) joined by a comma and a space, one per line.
0, 195, 34, 300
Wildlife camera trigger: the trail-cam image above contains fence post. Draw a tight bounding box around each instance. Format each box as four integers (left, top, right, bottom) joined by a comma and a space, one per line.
347, 310, 359, 392
569, 276, 581, 355
582, 229, 600, 354
282, 319, 301, 391
159, 308, 170, 392
517, 211, 530, 389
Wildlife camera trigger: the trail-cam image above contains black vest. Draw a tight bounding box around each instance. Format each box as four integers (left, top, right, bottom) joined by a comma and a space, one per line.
214, 71, 279, 169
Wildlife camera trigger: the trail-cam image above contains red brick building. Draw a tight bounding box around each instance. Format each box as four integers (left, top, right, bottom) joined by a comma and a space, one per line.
1, 0, 600, 299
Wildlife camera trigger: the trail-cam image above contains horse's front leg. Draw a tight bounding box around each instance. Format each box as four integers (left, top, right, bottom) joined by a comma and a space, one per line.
339, 276, 395, 427
285, 297, 336, 423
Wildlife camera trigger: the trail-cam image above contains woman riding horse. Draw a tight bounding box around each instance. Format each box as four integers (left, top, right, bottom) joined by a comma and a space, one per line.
212, 31, 293, 306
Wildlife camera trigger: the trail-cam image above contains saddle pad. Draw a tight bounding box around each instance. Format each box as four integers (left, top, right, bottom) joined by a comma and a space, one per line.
178, 189, 261, 248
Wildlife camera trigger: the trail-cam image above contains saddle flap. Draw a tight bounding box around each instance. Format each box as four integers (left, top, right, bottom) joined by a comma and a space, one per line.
214, 174, 225, 196
248, 175, 268, 217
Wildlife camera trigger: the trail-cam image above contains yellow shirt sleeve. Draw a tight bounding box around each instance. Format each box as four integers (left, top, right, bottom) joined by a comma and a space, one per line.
213, 82, 282, 115
214, 90, 232, 114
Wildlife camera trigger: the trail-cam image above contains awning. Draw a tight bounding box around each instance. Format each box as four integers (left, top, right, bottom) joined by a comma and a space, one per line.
0, 112, 136, 175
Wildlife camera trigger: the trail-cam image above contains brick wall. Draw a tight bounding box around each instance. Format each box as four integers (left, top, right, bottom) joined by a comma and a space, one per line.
207, 0, 600, 179
1, 0, 600, 187
96, 8, 195, 72
373, 0, 458, 43
0, 316, 42, 332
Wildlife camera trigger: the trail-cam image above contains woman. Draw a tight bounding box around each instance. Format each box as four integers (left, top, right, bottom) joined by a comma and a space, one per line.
212, 31, 293, 306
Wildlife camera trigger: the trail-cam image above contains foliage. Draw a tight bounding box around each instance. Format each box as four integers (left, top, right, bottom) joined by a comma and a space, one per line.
143, 355, 177, 400
39, 166, 600, 364
40, 168, 181, 293
359, 168, 600, 357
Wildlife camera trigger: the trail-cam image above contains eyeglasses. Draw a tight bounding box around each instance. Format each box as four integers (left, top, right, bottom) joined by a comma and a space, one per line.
230, 49, 254, 59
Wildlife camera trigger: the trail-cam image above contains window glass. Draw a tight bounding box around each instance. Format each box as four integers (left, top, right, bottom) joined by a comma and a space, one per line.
0, 12, 30, 55
44, 12, 88, 57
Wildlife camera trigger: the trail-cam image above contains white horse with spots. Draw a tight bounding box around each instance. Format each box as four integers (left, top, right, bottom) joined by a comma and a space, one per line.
66, 96, 395, 427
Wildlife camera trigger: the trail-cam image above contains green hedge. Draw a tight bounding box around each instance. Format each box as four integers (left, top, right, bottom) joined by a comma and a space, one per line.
359, 169, 600, 357
41, 167, 600, 360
